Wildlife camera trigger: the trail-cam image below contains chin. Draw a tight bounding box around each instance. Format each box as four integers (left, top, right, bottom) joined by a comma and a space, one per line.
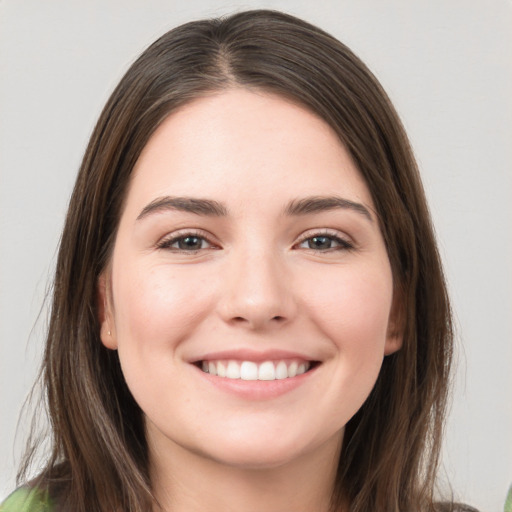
202, 444, 310, 471
192, 426, 342, 472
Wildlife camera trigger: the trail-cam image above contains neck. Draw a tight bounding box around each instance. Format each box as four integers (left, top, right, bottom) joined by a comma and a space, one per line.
148, 430, 342, 512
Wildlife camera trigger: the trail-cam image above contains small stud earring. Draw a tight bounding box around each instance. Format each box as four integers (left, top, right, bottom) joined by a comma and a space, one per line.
108, 330, 111, 336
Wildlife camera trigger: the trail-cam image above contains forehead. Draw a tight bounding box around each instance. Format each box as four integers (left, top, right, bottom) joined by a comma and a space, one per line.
125, 88, 373, 215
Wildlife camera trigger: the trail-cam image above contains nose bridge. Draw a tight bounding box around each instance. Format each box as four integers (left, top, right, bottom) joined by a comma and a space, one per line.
219, 239, 294, 328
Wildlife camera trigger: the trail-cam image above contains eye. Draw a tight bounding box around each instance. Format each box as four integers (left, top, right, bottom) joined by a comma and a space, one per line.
173, 235, 207, 251
296, 233, 353, 251
156, 231, 215, 252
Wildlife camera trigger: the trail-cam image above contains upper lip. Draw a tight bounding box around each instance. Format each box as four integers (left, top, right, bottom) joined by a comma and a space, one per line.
189, 348, 318, 364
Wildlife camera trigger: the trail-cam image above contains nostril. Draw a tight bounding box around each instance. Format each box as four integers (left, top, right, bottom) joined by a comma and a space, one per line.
230, 315, 286, 325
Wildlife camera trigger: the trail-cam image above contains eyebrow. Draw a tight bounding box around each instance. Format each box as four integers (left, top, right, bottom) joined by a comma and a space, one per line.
137, 196, 228, 220
284, 195, 373, 222
136, 194, 373, 222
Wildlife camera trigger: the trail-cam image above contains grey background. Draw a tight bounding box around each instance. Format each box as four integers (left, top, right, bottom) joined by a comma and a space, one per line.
1, 1, 511, 510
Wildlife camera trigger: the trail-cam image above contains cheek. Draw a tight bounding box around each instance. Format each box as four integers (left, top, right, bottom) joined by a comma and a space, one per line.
112, 262, 217, 354
302, 264, 393, 351
299, 263, 393, 404
110, 262, 219, 413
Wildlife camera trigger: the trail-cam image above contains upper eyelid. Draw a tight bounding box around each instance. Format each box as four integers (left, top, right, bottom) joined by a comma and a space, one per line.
155, 227, 353, 248
293, 230, 356, 253
295, 228, 352, 243
156, 229, 217, 247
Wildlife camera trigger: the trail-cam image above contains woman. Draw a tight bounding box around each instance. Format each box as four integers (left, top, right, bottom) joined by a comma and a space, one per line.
2, 9, 472, 512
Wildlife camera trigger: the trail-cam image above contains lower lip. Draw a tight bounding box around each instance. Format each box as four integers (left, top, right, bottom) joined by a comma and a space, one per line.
192, 364, 317, 400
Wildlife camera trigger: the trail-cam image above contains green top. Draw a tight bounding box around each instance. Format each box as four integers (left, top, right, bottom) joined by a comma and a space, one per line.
2, 485, 511, 511
0, 488, 53, 512
505, 484, 512, 512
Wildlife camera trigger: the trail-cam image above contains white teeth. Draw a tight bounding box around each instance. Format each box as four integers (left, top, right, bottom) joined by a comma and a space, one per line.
217, 360, 227, 377
275, 361, 288, 380
258, 361, 275, 380
240, 361, 258, 380
226, 360, 241, 379
200, 359, 313, 381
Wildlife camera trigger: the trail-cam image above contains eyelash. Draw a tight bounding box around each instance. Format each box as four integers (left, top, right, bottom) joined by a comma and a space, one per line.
156, 230, 215, 252
156, 230, 354, 254
294, 230, 354, 252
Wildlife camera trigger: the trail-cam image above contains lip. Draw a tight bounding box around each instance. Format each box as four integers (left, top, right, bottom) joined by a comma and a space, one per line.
191, 362, 318, 400
187, 348, 320, 401
188, 348, 317, 364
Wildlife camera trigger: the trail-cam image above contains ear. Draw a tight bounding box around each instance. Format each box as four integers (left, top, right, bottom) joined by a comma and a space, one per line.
97, 272, 118, 350
384, 287, 404, 356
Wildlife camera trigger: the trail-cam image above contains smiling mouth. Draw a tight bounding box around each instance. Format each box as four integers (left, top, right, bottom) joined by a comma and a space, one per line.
196, 359, 317, 381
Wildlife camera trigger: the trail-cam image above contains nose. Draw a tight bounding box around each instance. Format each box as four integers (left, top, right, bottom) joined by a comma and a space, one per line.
217, 248, 297, 330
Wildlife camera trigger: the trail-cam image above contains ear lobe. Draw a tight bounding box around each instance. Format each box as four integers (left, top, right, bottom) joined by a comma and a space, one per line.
384, 329, 403, 356
97, 273, 117, 350
384, 288, 404, 356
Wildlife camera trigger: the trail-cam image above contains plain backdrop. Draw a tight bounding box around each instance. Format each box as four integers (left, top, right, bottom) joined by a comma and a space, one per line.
1, 1, 511, 510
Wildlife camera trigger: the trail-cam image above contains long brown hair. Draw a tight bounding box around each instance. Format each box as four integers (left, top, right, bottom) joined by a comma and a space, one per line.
19, 10, 453, 512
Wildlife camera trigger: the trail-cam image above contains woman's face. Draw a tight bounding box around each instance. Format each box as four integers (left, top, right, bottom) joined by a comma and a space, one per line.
100, 89, 401, 470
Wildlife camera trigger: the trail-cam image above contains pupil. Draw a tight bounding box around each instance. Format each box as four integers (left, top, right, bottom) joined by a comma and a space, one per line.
310, 236, 331, 249
179, 236, 201, 250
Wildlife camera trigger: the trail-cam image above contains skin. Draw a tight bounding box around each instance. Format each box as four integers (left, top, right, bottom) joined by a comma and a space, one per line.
99, 89, 402, 512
